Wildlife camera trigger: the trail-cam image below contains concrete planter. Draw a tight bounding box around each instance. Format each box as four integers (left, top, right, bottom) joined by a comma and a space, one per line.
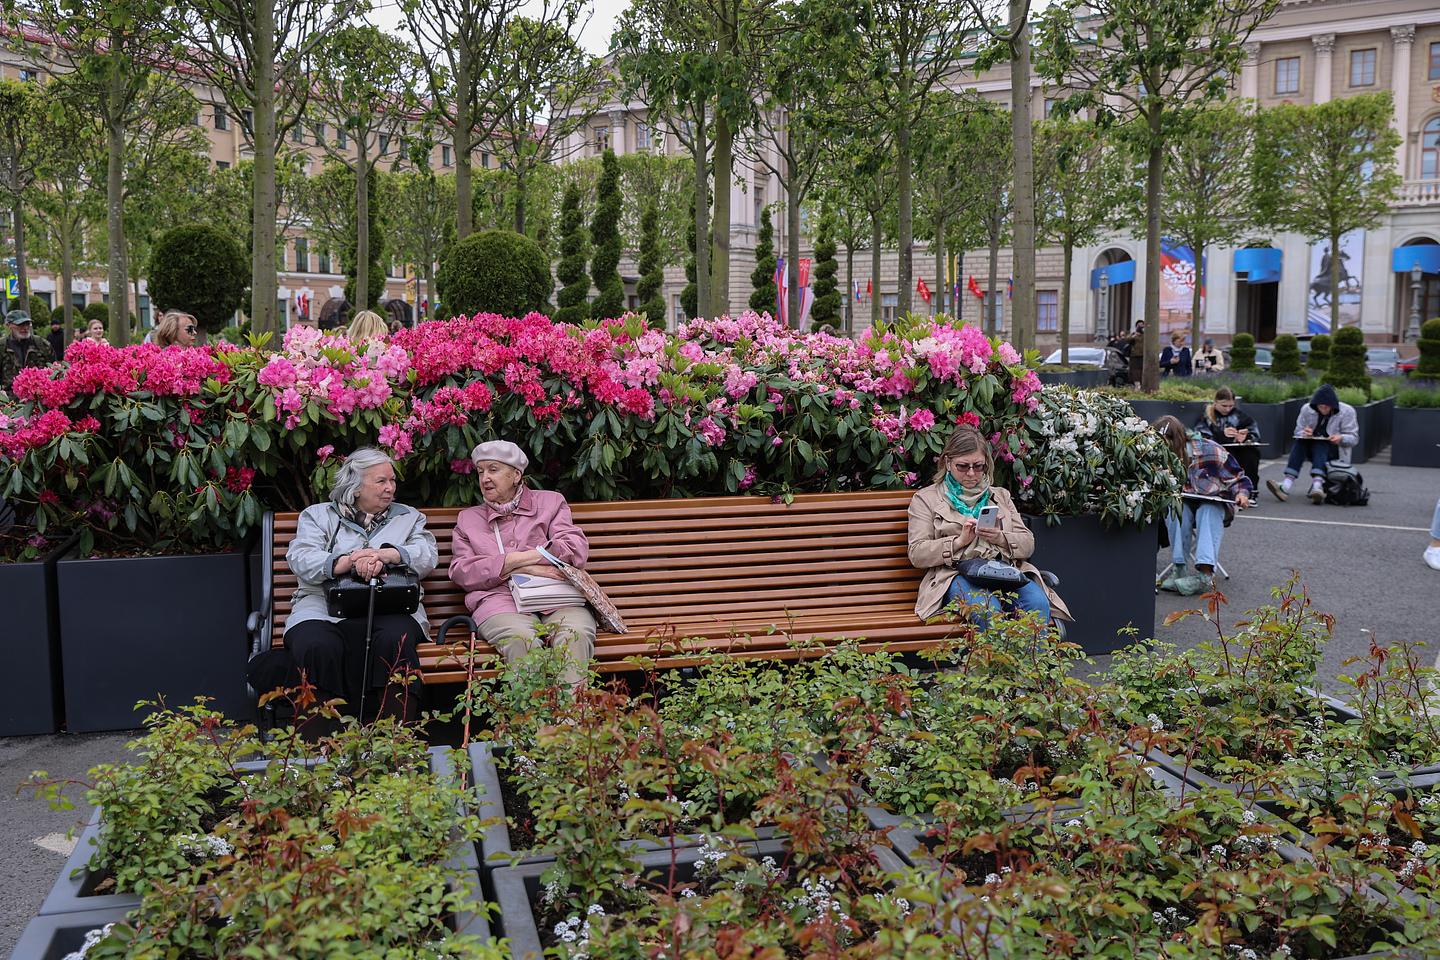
57, 548, 252, 733
8, 907, 134, 960
0, 535, 76, 736
1036, 369, 1109, 389
1024, 513, 1157, 656
1390, 406, 1440, 467
1233, 401, 1289, 458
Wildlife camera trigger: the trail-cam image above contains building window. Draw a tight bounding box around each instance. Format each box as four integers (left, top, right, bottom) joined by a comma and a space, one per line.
481, 151, 490, 168
214, 107, 229, 130
290, 123, 303, 144
216, 160, 230, 171
636, 121, 649, 151
1037, 290, 1058, 332
881, 292, 898, 324
312, 122, 325, 145
1422, 117, 1440, 179
19, 68, 38, 82
294, 237, 308, 273
318, 249, 332, 274
137, 295, 151, 329
335, 127, 347, 150
1274, 57, 1300, 95
72, 293, 86, 311
1430, 42, 1440, 81
592, 125, 610, 154
672, 294, 685, 327
1349, 48, 1376, 87
1043, 97, 1059, 118
441, 144, 452, 166
378, 133, 390, 155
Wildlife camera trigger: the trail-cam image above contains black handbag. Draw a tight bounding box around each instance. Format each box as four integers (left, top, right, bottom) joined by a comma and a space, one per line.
324, 569, 421, 619
955, 557, 1030, 591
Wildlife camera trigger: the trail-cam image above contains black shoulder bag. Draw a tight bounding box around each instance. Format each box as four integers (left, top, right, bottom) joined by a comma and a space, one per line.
955, 557, 1030, 592
320, 514, 421, 619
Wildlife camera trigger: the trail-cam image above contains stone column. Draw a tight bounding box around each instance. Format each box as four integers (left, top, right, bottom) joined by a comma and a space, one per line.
1239, 42, 1261, 102
1312, 34, 1335, 103
1392, 25, 1415, 178
609, 110, 627, 155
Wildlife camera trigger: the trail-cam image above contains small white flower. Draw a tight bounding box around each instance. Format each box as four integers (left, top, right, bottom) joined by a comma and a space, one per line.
1145, 713, 1164, 731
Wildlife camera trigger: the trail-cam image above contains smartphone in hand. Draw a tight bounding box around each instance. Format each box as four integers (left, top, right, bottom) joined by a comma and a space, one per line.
977, 505, 1001, 529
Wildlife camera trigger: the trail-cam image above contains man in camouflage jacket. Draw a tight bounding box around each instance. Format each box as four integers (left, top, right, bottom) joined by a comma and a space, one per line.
0, 310, 54, 394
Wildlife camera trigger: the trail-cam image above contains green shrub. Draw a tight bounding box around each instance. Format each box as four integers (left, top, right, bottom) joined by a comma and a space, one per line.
1397, 386, 1440, 408
1229, 332, 1256, 371
809, 213, 841, 331
148, 224, 249, 335
636, 203, 665, 327
1307, 333, 1331, 372
1369, 376, 1402, 400
1335, 385, 1369, 407
748, 206, 777, 313
553, 183, 590, 325
436, 230, 552, 319
1414, 318, 1440, 379
1222, 378, 1288, 404
82, 302, 109, 325
1324, 325, 1371, 393
27, 295, 51, 327
589, 149, 624, 320
1270, 333, 1302, 377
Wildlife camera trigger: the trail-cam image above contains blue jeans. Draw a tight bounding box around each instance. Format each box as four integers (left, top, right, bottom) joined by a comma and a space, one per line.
1285, 438, 1337, 479
945, 573, 1051, 629
1431, 498, 1440, 539
1167, 502, 1225, 569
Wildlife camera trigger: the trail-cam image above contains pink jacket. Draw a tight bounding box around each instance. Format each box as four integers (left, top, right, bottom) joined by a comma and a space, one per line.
449, 486, 590, 624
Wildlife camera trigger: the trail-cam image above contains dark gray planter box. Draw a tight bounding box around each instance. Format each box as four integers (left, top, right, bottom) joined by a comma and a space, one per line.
57, 548, 252, 733
1232, 401, 1288, 458
1024, 514, 1157, 656
1350, 399, 1393, 465
8, 906, 134, 960
1284, 397, 1307, 453
1037, 369, 1108, 389
0, 535, 76, 736
1390, 406, 1440, 467
491, 838, 906, 960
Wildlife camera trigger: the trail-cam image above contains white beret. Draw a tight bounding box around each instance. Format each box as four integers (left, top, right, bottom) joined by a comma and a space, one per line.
470, 440, 528, 471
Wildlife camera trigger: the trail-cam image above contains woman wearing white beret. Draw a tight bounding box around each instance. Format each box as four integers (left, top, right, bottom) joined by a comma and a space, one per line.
447, 440, 596, 686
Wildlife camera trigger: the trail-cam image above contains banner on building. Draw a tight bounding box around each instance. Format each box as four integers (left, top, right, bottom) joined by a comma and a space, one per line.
1158, 240, 1205, 335
1307, 230, 1365, 334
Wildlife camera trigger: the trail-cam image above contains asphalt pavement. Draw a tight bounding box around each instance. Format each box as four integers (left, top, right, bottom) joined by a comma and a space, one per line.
0, 454, 1434, 954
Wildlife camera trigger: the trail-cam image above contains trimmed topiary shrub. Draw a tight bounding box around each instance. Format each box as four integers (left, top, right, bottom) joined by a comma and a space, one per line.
1270, 333, 1302, 377
1229, 332, 1256, 371
749, 206, 777, 313
27, 295, 51, 327
1414, 318, 1440, 380
589, 149, 624, 320
809, 212, 841, 331
1307, 333, 1330, 372
636, 203, 665, 327
554, 183, 590, 326
81, 302, 109, 325
436, 229, 552, 319
1324, 325, 1371, 393
148, 224, 249, 335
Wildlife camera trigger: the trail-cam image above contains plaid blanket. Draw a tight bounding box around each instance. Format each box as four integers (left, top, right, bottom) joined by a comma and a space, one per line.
1184, 437, 1255, 519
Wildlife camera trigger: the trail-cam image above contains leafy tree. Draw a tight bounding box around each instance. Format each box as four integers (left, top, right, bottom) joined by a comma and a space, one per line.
1230, 332, 1257, 371
175, 0, 357, 336
437, 230, 551, 318
681, 194, 698, 321
815, 131, 893, 331
300, 164, 386, 318
1254, 93, 1402, 334
1270, 333, 1302, 377
589, 150, 624, 320
1308, 333, 1331, 373
1325, 325, 1371, 392
967, 104, 1014, 335
1160, 101, 1258, 352
383, 164, 455, 322
636, 203, 666, 327
1035, 117, 1121, 363
554, 183, 590, 324
0, 79, 45, 305
749, 206, 778, 313
148, 225, 248, 334
342, 172, 385, 311
809, 212, 840, 330
915, 92, 988, 320
1036, 0, 1280, 391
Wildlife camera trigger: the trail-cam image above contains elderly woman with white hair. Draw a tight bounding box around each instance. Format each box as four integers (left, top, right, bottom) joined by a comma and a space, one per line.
449, 440, 596, 686
284, 446, 438, 723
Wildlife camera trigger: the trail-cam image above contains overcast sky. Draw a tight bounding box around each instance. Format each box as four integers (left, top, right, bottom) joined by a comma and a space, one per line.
370, 0, 629, 55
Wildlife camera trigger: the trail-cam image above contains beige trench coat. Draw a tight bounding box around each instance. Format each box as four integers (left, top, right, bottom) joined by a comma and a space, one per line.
907, 483, 1072, 622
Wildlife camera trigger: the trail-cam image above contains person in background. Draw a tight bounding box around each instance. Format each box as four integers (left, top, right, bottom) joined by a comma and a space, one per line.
1194, 338, 1225, 373
1425, 498, 1440, 572
46, 318, 65, 357
1125, 320, 1147, 385
1159, 332, 1193, 377
84, 318, 107, 343
1267, 384, 1359, 504
152, 310, 198, 347
1153, 416, 1253, 595
0, 310, 54, 393
347, 309, 389, 342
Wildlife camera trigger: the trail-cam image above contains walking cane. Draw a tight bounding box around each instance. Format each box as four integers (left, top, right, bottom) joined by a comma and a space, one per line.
357, 577, 380, 724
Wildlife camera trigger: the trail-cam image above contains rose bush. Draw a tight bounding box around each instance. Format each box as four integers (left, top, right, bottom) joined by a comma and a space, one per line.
1, 311, 1177, 555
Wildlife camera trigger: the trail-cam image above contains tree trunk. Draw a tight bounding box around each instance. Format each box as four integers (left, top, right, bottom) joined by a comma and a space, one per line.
13, 195, 28, 304
1191, 239, 1204, 351
934, 214, 946, 319
785, 142, 801, 328
1142, 123, 1163, 393
1008, 0, 1035, 353
870, 211, 882, 327
250, 0, 279, 337
896, 79, 913, 317
1060, 235, 1073, 366
844, 243, 854, 335
692, 101, 710, 320
513, 165, 527, 234
454, 50, 474, 239
60, 218, 74, 348
709, 110, 733, 317
104, 113, 128, 345
987, 227, 1000, 337
355, 148, 370, 312
1329, 229, 1341, 331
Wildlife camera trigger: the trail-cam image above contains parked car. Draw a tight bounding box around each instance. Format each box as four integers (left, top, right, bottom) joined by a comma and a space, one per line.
1366, 348, 1400, 375
1042, 347, 1108, 367
1223, 345, 1272, 369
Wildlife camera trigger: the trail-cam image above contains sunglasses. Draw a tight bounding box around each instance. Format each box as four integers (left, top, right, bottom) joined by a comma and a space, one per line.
950, 460, 987, 474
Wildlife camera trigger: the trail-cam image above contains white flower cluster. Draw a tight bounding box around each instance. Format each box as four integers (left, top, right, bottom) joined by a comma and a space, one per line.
554, 904, 604, 959
872, 892, 911, 915
510, 753, 538, 780
1151, 905, 1190, 932
694, 835, 728, 877
1145, 713, 1164, 731
173, 833, 233, 863
786, 876, 850, 926
1224, 947, 1259, 960
62, 923, 114, 960
982, 866, 1012, 886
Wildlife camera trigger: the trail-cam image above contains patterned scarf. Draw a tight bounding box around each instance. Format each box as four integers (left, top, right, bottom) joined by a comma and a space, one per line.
489, 486, 525, 518
337, 501, 389, 535
942, 472, 990, 518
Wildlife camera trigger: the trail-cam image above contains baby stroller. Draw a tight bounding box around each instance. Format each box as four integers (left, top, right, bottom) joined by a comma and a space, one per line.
1102, 339, 1132, 387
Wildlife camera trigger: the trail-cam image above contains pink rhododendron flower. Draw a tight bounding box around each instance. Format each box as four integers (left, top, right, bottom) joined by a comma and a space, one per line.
907, 408, 936, 432
317, 445, 335, 461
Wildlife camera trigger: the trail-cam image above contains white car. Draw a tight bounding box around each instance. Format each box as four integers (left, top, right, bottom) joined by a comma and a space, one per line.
1042, 347, 1108, 367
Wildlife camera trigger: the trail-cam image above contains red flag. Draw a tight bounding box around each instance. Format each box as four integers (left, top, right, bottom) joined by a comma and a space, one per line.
865, 278, 872, 295
917, 277, 932, 304
967, 276, 984, 300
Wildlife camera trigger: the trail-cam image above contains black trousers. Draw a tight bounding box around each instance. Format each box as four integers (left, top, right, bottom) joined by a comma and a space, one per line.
284, 614, 423, 721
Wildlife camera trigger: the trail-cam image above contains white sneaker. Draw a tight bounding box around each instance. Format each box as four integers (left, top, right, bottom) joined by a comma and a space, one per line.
1308, 480, 1325, 504
1425, 546, 1440, 571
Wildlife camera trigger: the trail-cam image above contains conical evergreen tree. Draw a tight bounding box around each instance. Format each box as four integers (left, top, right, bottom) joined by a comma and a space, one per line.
680, 194, 697, 321
589, 150, 624, 320
636, 203, 665, 327
749, 206, 778, 312
554, 183, 590, 324
809, 211, 841, 330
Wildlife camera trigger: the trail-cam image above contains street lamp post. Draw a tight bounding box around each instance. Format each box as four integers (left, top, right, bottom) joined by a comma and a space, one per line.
1098, 272, 1110, 338
1408, 262, 1424, 343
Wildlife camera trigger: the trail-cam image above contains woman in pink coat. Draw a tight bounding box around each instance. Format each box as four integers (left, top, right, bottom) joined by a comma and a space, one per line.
448, 440, 596, 686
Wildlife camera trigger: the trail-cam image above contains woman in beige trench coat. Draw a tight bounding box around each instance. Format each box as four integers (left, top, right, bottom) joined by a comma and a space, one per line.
907, 424, 1071, 626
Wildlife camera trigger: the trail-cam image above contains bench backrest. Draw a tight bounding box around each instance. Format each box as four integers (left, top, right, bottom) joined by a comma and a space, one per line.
266, 490, 920, 646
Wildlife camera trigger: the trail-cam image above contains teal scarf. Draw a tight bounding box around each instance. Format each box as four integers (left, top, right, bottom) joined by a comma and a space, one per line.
943, 473, 990, 517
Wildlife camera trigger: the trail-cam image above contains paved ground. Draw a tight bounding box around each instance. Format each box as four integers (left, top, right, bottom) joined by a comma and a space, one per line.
0, 455, 1434, 953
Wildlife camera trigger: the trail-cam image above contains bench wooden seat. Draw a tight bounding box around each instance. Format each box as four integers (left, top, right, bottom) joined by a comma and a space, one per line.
248, 490, 961, 684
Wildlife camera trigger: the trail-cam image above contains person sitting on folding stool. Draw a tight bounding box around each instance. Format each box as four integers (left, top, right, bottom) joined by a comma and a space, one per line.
1152, 416, 1254, 596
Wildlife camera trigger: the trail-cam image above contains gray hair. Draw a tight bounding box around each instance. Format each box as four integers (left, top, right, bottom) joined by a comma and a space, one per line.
329, 447, 394, 505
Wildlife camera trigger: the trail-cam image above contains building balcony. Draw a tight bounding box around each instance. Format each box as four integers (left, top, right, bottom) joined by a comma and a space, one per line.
1395, 179, 1440, 208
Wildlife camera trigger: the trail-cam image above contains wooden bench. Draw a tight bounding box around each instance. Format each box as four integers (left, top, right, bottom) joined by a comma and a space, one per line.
247, 490, 963, 685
